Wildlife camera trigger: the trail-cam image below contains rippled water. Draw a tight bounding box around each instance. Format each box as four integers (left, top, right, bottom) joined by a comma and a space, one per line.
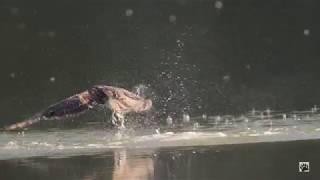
1, 110, 320, 179
1, 109, 320, 160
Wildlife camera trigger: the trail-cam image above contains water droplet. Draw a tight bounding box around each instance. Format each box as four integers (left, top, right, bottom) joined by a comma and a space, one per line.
10, 8, 19, 15
202, 114, 207, 119
182, 112, 190, 123
48, 31, 56, 38
9, 72, 16, 79
125, 9, 133, 17
16, 23, 26, 30
312, 105, 318, 113
193, 122, 199, 129
49, 77, 56, 82
155, 128, 160, 134
223, 75, 231, 82
303, 29, 310, 36
293, 114, 297, 121
166, 115, 173, 125
282, 114, 287, 120
251, 108, 256, 115
266, 108, 271, 119
169, 15, 177, 23
214, 1, 224, 9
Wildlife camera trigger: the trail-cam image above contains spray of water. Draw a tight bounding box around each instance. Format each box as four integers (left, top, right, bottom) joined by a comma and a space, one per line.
151, 27, 203, 124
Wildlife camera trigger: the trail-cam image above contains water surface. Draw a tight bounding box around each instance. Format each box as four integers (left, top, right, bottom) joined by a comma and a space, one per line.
1, 110, 320, 179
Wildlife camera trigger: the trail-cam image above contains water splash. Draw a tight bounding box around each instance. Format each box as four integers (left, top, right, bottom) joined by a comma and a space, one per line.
1, 107, 320, 160
152, 27, 202, 120
133, 84, 150, 98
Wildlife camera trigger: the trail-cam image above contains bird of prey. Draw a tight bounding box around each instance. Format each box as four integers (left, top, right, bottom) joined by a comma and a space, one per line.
4, 85, 152, 130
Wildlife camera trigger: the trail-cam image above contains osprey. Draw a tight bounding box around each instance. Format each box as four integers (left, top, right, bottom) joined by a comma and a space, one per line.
4, 85, 152, 130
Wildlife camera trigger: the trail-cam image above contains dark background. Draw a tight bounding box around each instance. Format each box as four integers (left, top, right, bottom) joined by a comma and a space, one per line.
0, 0, 320, 125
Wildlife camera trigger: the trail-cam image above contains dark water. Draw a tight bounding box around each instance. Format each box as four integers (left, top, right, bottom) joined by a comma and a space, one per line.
0, 140, 319, 180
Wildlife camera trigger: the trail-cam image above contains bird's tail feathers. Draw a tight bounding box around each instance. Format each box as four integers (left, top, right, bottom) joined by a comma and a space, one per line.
4, 114, 42, 131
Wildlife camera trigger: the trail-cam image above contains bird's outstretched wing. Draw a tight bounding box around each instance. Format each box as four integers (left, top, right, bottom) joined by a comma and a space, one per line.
4, 87, 106, 130
4, 85, 152, 130
41, 92, 94, 120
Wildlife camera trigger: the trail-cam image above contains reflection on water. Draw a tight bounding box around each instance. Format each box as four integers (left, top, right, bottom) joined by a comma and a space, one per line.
1, 140, 320, 180
113, 149, 154, 180
0, 149, 155, 180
